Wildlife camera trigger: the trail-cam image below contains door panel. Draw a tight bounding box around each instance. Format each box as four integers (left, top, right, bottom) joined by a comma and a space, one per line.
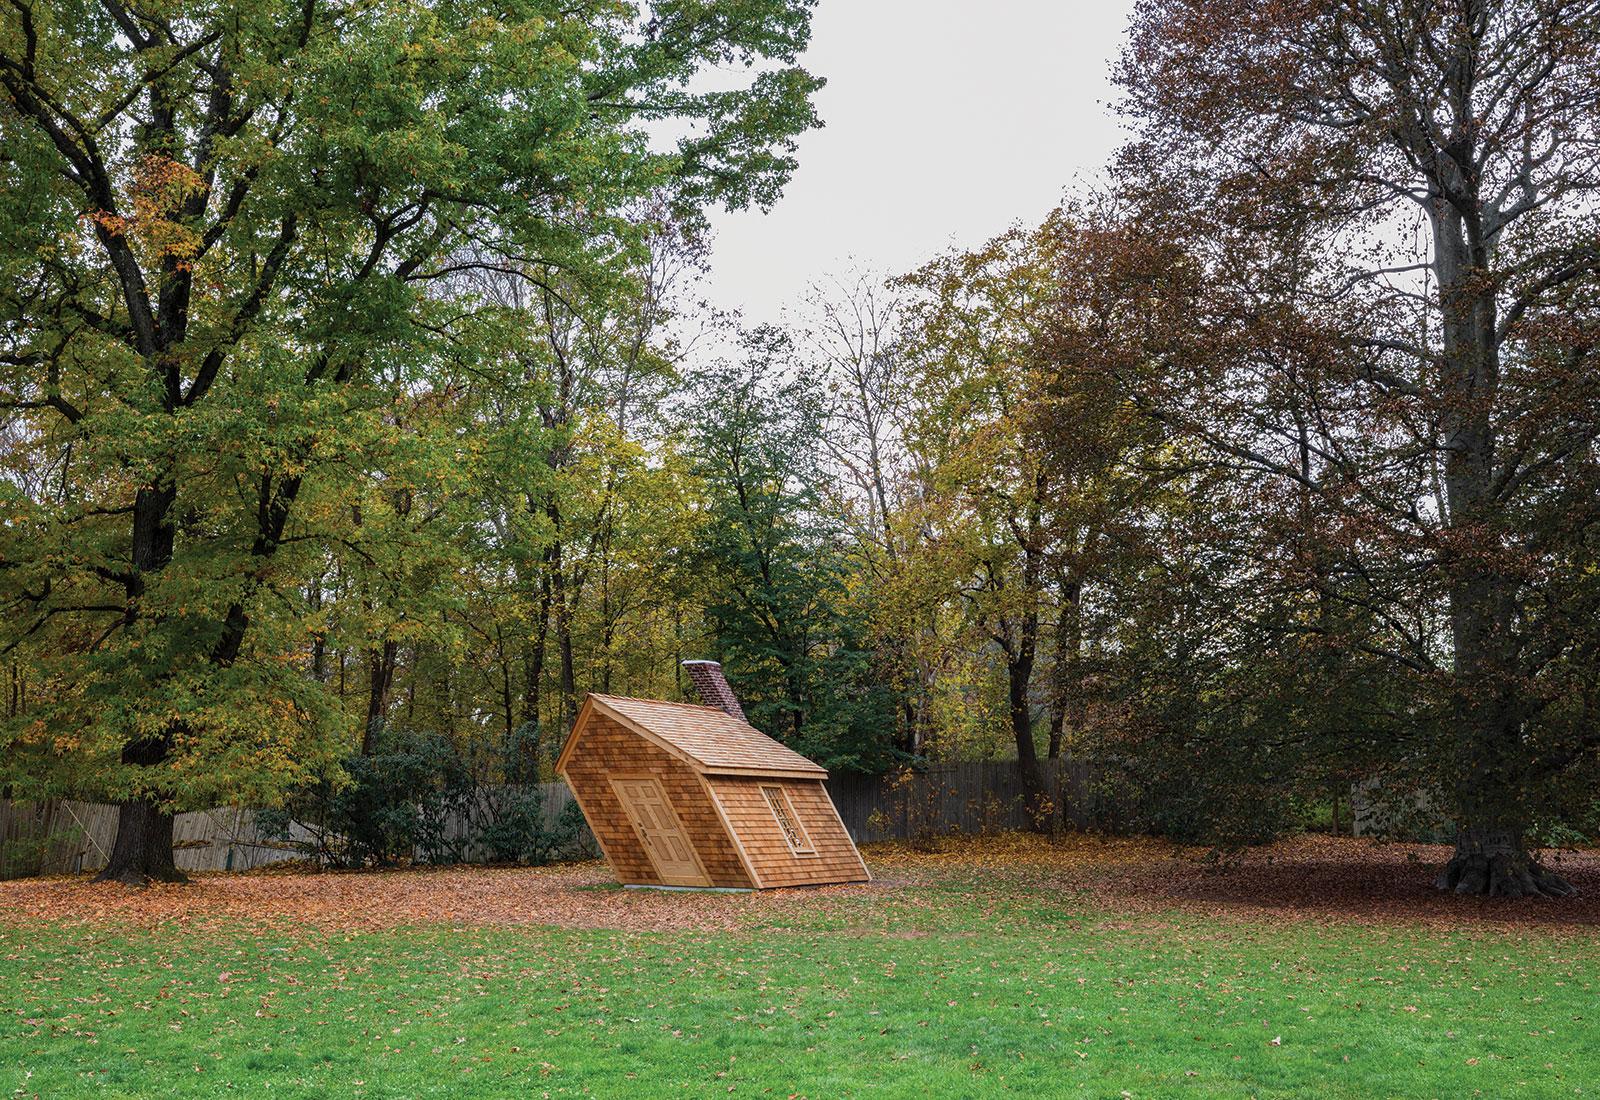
611, 778, 708, 886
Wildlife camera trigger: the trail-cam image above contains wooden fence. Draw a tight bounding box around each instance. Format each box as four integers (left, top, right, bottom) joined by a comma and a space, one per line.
826, 758, 1103, 844
0, 789, 599, 878
1, 799, 319, 878
2, 757, 1103, 878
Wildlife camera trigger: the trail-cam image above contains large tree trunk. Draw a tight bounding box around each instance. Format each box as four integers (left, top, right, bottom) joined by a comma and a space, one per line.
95, 797, 184, 885
94, 736, 185, 885
1002, 616, 1051, 832
1430, 208, 1573, 897
1435, 826, 1575, 898
97, 486, 184, 885
1009, 669, 1050, 831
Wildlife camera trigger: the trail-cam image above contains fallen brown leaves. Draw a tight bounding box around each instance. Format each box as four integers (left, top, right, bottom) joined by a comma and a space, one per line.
874, 832, 1600, 934
0, 860, 785, 934
2, 834, 1597, 936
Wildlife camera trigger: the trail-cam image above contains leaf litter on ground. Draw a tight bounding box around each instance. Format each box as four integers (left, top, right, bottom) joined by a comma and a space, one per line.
3, 834, 1598, 937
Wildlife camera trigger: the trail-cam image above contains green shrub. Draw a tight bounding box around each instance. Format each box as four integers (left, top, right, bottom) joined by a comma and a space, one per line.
267, 722, 590, 868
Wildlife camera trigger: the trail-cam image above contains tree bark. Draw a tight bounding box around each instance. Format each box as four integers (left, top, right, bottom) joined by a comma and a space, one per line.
1008, 652, 1051, 831
540, 494, 579, 735
1001, 602, 1051, 832
1046, 577, 1082, 760
94, 736, 185, 885
556, 593, 576, 734
362, 640, 398, 754
1008, 474, 1054, 831
496, 625, 517, 738
520, 547, 554, 731
95, 797, 184, 885
1429, 198, 1571, 896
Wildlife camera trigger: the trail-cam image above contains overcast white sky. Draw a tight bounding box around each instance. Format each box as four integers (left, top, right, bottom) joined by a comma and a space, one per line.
698, 0, 1139, 327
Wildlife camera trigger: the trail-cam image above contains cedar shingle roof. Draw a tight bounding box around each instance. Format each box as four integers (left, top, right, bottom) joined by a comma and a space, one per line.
582, 694, 828, 778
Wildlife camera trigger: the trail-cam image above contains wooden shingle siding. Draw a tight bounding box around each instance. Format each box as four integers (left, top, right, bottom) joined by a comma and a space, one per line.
562, 715, 753, 888
707, 778, 869, 887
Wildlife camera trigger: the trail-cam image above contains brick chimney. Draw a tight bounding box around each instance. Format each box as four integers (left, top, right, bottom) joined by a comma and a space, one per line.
682, 660, 745, 721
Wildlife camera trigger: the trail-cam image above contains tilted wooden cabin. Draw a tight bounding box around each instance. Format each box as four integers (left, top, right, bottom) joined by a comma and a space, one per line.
555, 661, 870, 889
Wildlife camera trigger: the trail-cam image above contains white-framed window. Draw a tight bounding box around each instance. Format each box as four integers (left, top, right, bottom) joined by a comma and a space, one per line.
760, 784, 815, 855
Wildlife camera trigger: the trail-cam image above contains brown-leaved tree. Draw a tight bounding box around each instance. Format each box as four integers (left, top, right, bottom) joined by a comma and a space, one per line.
1116, 0, 1600, 894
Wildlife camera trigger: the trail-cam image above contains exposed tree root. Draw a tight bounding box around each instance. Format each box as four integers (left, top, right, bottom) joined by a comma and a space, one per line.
1434, 832, 1578, 898
93, 864, 189, 887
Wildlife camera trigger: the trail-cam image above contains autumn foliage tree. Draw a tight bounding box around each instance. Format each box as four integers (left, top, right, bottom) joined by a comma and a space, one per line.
886, 210, 1166, 827
1113, 0, 1600, 894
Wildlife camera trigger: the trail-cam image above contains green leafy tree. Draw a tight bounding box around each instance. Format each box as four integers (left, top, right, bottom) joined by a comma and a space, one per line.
683, 334, 898, 773
0, 0, 820, 882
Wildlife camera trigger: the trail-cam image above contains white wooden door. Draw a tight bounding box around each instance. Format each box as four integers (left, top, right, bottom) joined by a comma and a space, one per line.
611, 778, 708, 886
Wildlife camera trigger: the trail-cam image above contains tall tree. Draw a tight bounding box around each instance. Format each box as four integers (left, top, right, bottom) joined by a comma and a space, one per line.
1117, 0, 1600, 894
683, 334, 897, 772
800, 271, 931, 754
0, 0, 820, 882
448, 207, 701, 746
895, 214, 1160, 824
897, 231, 1061, 822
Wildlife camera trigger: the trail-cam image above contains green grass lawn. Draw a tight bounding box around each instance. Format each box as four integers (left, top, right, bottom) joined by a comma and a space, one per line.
3, 868, 1596, 1098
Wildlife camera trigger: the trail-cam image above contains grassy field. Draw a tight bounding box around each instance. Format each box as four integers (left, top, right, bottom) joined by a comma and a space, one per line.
3, 838, 1597, 1098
